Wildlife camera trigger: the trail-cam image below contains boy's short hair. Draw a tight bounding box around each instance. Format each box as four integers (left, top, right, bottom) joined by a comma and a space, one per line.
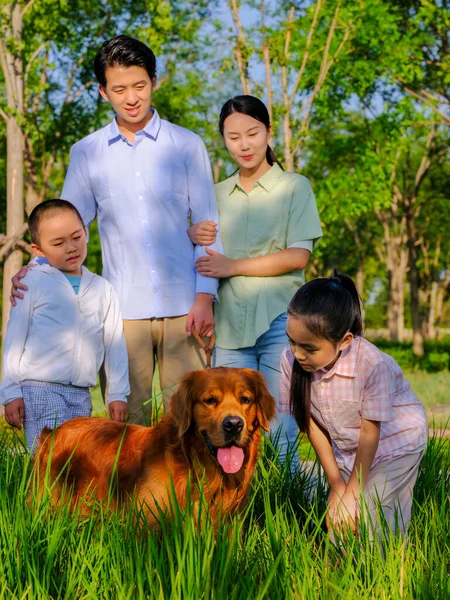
28, 199, 85, 245
94, 35, 157, 88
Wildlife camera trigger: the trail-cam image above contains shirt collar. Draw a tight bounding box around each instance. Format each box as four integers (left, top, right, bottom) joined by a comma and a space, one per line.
107, 109, 161, 145
314, 337, 361, 382
228, 163, 285, 195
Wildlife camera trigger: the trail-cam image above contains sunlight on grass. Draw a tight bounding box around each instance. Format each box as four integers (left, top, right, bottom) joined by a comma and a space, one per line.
0, 432, 447, 598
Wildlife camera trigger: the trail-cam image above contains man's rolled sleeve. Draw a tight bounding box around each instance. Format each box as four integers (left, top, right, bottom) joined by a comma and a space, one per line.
361, 362, 394, 422
186, 136, 223, 298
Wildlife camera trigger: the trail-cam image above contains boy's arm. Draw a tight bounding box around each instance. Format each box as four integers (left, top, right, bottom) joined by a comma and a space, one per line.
2, 278, 34, 404
102, 284, 130, 406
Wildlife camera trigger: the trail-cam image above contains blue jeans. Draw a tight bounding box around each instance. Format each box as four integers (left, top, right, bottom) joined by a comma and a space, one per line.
213, 312, 299, 468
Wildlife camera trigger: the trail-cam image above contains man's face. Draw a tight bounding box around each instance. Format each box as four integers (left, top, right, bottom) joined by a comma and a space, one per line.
99, 65, 156, 130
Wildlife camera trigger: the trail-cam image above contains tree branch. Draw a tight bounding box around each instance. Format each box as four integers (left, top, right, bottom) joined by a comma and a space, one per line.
24, 41, 48, 87
21, 0, 38, 18
288, 0, 322, 110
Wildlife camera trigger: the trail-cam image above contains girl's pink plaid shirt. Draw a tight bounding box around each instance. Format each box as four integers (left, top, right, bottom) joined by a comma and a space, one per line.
279, 337, 428, 472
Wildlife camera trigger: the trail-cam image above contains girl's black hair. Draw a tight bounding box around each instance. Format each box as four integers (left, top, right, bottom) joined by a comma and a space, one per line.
218, 95, 284, 169
94, 35, 157, 88
288, 272, 363, 434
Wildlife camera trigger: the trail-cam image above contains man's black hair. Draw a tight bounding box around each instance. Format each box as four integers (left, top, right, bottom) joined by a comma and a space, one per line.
94, 35, 157, 88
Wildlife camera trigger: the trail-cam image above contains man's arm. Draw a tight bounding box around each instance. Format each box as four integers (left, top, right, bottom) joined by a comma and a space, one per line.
11, 143, 97, 306
61, 143, 97, 228
185, 136, 223, 337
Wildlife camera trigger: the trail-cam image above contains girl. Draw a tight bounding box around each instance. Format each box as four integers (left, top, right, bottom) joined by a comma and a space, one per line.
189, 95, 322, 468
279, 272, 428, 536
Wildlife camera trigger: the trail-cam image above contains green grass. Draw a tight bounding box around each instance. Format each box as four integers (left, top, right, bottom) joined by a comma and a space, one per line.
0, 430, 448, 599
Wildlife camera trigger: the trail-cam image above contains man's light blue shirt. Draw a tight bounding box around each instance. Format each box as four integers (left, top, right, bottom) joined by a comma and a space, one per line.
61, 110, 222, 320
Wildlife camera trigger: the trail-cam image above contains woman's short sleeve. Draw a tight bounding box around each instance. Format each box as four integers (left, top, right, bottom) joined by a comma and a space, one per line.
287, 177, 322, 249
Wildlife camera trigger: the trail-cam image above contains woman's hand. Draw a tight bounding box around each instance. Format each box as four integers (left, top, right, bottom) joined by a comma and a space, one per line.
187, 221, 217, 246
195, 248, 236, 278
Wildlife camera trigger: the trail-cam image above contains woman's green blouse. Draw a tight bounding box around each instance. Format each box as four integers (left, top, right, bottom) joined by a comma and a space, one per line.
214, 164, 322, 349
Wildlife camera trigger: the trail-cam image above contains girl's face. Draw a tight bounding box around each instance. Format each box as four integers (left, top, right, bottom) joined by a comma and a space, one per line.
222, 112, 271, 172
286, 315, 353, 373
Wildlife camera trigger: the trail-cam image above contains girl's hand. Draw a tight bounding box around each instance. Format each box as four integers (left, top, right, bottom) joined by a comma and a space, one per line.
326, 485, 346, 530
195, 248, 236, 278
187, 221, 217, 246
335, 491, 359, 533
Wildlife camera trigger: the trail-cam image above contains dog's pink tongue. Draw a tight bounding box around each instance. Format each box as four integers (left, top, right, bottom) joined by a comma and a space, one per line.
217, 446, 245, 474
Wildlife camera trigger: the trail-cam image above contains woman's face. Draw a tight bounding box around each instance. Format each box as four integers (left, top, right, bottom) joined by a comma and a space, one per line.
222, 112, 271, 172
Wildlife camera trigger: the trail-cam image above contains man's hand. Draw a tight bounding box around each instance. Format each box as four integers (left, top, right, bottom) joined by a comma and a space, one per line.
10, 265, 31, 306
109, 400, 128, 423
187, 221, 217, 246
195, 249, 236, 278
5, 398, 25, 429
186, 293, 215, 337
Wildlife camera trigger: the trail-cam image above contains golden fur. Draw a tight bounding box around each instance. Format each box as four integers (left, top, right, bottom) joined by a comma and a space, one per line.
34, 367, 275, 527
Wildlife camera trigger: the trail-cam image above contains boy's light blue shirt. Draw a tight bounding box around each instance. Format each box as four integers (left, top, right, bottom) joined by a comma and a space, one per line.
61, 109, 222, 320
63, 273, 81, 294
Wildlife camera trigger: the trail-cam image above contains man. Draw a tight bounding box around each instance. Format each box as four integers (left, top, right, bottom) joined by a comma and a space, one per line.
12, 35, 222, 424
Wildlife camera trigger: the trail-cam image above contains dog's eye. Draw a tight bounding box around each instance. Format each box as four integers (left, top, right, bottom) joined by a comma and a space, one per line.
204, 397, 217, 406
240, 395, 251, 404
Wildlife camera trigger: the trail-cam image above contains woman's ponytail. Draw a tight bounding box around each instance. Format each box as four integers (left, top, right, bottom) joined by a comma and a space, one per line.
266, 145, 284, 170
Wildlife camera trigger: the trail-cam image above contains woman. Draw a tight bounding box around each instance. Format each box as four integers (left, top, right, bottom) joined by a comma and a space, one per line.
190, 95, 322, 468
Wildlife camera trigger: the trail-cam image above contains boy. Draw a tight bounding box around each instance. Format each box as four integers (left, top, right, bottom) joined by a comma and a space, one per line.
1, 200, 129, 450
11, 35, 223, 424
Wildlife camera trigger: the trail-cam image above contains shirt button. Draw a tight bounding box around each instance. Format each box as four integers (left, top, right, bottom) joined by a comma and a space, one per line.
138, 196, 143, 200
136, 172, 140, 176
151, 270, 156, 274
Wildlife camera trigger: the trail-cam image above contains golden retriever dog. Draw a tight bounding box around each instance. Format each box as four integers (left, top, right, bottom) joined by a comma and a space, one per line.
34, 367, 275, 527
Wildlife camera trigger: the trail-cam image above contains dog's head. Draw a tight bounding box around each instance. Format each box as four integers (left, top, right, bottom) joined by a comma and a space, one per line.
169, 367, 276, 474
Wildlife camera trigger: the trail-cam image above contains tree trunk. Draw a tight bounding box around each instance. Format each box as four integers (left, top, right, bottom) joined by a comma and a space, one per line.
427, 280, 438, 339
2, 117, 24, 342
406, 209, 424, 356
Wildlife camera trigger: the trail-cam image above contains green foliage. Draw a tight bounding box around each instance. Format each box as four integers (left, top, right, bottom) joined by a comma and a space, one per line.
373, 338, 450, 372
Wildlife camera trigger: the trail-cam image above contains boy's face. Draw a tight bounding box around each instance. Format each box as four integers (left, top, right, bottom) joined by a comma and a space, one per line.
99, 65, 156, 132
31, 210, 87, 276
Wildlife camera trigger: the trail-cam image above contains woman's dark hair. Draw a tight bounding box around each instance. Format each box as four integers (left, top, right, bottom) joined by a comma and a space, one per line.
94, 35, 157, 88
28, 199, 85, 245
288, 272, 363, 434
218, 95, 283, 169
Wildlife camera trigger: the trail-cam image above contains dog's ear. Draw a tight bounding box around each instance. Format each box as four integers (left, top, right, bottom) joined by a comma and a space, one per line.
242, 369, 276, 432
169, 373, 197, 436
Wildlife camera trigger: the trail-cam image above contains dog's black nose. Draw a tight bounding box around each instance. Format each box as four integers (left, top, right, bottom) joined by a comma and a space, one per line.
222, 416, 244, 437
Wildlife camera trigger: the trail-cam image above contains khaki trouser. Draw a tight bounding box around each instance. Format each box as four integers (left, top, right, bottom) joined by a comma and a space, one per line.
339, 451, 424, 538
122, 316, 206, 425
